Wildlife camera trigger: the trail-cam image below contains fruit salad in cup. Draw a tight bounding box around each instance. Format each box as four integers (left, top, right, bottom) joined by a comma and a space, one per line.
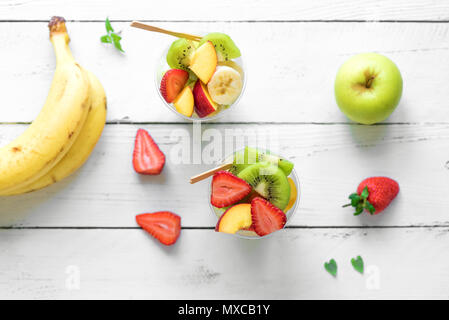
210, 147, 299, 238
157, 33, 245, 120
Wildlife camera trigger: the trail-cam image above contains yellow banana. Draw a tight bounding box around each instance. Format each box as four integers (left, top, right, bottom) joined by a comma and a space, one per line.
0, 17, 90, 193
3, 70, 107, 196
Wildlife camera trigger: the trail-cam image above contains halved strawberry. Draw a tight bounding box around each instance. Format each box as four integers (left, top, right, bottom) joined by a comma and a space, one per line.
211, 171, 252, 208
160, 69, 189, 103
251, 197, 287, 236
136, 211, 181, 246
133, 129, 165, 175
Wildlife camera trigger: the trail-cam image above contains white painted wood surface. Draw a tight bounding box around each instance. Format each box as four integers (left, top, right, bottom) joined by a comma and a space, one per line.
1, 22, 449, 123
1, 1, 449, 299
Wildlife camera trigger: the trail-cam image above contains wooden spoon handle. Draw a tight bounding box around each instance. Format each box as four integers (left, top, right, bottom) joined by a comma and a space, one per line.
130, 21, 202, 41
190, 163, 233, 184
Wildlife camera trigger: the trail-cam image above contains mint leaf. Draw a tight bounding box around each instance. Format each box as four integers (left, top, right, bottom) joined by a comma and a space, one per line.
351, 256, 364, 274
324, 259, 337, 277
101, 18, 124, 52
100, 35, 112, 43
105, 17, 114, 33
111, 33, 124, 52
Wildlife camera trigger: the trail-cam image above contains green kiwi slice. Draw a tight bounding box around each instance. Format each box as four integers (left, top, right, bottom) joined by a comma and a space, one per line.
199, 33, 241, 62
237, 162, 290, 210
257, 151, 294, 176
166, 38, 196, 70
229, 147, 294, 176
229, 147, 258, 175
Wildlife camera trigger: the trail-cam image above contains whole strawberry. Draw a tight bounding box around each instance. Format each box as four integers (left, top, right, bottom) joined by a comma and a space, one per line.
344, 177, 399, 215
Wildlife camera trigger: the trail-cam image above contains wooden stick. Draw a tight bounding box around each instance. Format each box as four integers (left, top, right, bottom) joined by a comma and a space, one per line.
190, 163, 233, 184
130, 21, 202, 41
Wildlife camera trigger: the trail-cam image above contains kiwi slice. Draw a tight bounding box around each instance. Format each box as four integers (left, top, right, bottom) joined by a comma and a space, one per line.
199, 33, 241, 62
258, 151, 294, 176
166, 38, 196, 70
229, 147, 258, 175
237, 162, 290, 210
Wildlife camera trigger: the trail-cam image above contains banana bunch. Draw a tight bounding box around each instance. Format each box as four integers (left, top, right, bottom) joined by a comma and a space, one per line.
0, 16, 107, 196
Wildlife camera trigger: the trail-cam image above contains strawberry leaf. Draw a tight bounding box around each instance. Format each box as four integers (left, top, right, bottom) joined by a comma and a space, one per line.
361, 186, 369, 199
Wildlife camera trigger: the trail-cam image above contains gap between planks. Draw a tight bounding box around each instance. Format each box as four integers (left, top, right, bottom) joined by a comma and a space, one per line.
0, 20, 448, 23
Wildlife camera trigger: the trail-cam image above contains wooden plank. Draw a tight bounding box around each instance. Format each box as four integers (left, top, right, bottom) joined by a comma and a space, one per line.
0, 227, 448, 299
0, 0, 448, 21
0, 123, 448, 228
0, 22, 448, 123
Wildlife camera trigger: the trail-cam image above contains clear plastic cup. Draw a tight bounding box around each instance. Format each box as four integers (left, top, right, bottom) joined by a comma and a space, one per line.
155, 40, 246, 122
209, 149, 300, 239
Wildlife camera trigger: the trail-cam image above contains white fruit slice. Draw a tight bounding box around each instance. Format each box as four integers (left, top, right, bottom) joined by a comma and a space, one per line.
207, 66, 243, 105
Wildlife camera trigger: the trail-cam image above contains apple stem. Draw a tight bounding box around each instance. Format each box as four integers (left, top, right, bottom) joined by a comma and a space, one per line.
366, 76, 375, 88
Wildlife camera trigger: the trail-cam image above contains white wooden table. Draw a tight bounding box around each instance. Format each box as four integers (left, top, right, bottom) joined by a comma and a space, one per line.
1, 0, 449, 299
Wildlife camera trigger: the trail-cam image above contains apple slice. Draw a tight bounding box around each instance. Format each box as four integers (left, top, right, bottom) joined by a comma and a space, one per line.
215, 203, 252, 234
193, 80, 217, 118
173, 86, 194, 117
189, 41, 217, 84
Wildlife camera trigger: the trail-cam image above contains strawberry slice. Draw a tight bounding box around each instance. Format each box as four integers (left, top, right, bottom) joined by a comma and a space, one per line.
136, 212, 181, 246
160, 69, 189, 103
211, 171, 252, 208
251, 197, 287, 236
133, 129, 165, 175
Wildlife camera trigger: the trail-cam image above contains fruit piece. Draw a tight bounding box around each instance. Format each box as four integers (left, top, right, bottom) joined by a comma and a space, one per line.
229, 147, 259, 175
207, 66, 243, 105
160, 69, 189, 103
215, 203, 252, 234
189, 41, 217, 84
133, 129, 166, 175
344, 177, 399, 215
257, 150, 294, 176
166, 38, 196, 71
335, 53, 403, 125
238, 162, 290, 210
136, 212, 181, 246
173, 86, 194, 117
199, 33, 241, 62
229, 147, 294, 176
284, 177, 298, 212
4, 69, 107, 196
218, 60, 244, 77
0, 16, 90, 194
211, 171, 252, 208
192, 80, 217, 117
251, 197, 287, 236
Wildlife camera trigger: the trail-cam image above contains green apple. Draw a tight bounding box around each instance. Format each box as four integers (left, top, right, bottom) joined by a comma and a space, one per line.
334, 53, 403, 125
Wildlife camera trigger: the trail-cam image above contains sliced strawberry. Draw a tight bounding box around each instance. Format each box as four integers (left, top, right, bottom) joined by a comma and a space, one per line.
160, 69, 189, 103
251, 197, 287, 236
211, 171, 252, 208
133, 129, 165, 175
136, 211, 181, 246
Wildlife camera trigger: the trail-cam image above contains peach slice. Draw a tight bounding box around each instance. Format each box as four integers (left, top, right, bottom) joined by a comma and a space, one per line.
189, 41, 217, 84
193, 80, 217, 118
284, 177, 298, 212
215, 203, 252, 234
173, 86, 194, 117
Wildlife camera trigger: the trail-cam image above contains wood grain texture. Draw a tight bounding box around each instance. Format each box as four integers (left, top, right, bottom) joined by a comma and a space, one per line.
0, 228, 448, 299
0, 0, 448, 21
1, 124, 448, 228
0, 22, 448, 123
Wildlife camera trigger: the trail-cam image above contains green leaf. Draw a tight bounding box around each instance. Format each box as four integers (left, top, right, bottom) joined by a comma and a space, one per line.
105, 17, 114, 33
100, 35, 112, 43
361, 186, 369, 199
324, 259, 337, 277
354, 206, 364, 216
366, 202, 376, 215
351, 256, 364, 274
350, 195, 361, 206
111, 32, 124, 52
